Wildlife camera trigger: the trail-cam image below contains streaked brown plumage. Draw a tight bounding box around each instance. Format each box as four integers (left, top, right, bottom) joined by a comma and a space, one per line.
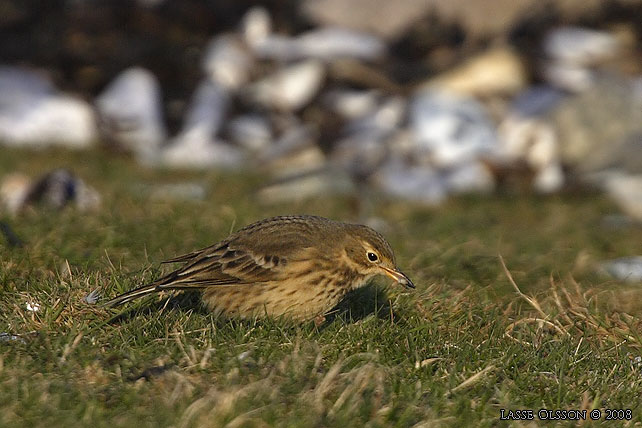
105, 215, 414, 321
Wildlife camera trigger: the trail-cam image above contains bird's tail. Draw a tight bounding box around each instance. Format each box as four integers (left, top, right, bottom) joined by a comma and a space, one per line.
103, 283, 160, 307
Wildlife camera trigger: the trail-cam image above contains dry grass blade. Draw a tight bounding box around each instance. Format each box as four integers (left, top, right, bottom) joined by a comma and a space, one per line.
447, 365, 496, 396
499, 254, 547, 319
59, 332, 83, 364
505, 318, 568, 346
499, 255, 569, 337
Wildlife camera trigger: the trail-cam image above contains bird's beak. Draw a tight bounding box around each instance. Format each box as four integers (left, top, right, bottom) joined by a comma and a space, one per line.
381, 266, 415, 289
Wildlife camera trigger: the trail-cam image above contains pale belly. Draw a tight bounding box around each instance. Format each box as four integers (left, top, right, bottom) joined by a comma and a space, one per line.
201, 281, 351, 321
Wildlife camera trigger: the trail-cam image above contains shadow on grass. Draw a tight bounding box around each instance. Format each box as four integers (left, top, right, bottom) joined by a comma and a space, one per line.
323, 284, 397, 326
104, 284, 398, 328
104, 290, 208, 325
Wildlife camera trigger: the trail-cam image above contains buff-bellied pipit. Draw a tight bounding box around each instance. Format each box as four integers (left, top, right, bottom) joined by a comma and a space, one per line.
106, 215, 414, 321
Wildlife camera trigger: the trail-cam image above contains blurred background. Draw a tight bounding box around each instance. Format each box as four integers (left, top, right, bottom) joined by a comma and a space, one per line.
1, 0, 642, 220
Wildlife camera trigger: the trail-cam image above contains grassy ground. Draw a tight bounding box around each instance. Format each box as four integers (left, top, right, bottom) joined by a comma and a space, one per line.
1, 147, 642, 427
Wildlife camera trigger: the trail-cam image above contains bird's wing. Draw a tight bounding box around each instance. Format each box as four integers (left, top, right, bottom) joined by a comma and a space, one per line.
155, 233, 317, 290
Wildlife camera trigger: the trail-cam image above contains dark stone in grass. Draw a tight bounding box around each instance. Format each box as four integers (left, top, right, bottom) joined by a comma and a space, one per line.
0, 221, 23, 247
129, 364, 174, 382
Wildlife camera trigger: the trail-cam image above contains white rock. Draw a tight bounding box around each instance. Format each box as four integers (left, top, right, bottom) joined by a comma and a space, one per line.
323, 89, 380, 119
162, 138, 243, 169
258, 124, 325, 176
0, 67, 96, 148
346, 96, 405, 137
426, 47, 527, 96
176, 80, 229, 143
543, 62, 595, 92
498, 86, 566, 192
202, 35, 253, 90
410, 89, 499, 167
255, 27, 385, 62
544, 26, 619, 65
245, 60, 326, 111
533, 163, 565, 194
162, 80, 243, 169
3, 96, 96, 148
257, 168, 354, 204
372, 160, 447, 205
331, 135, 387, 179
26, 302, 40, 312
225, 114, 272, 152
598, 172, 642, 222
600, 256, 642, 282
240, 6, 272, 48
444, 161, 495, 194
251, 35, 298, 60
95, 67, 166, 161
297, 27, 385, 61
503, 86, 565, 119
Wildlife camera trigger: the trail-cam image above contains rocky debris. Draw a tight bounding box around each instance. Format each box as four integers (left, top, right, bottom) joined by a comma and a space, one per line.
1, 3, 642, 211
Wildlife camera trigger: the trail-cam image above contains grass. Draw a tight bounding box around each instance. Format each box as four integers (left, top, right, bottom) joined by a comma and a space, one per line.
1, 147, 642, 427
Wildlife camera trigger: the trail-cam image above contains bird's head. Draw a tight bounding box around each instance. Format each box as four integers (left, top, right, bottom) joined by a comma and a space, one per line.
344, 224, 415, 289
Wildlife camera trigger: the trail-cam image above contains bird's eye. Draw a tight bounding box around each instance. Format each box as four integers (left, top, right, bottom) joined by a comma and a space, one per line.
367, 252, 378, 262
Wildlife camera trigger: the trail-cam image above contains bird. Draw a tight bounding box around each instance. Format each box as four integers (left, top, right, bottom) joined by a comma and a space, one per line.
105, 215, 414, 321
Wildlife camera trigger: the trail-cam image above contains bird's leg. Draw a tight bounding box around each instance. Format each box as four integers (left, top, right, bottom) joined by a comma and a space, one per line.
314, 314, 326, 327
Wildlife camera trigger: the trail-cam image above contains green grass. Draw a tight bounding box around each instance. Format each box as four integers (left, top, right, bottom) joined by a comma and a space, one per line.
1, 147, 642, 427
